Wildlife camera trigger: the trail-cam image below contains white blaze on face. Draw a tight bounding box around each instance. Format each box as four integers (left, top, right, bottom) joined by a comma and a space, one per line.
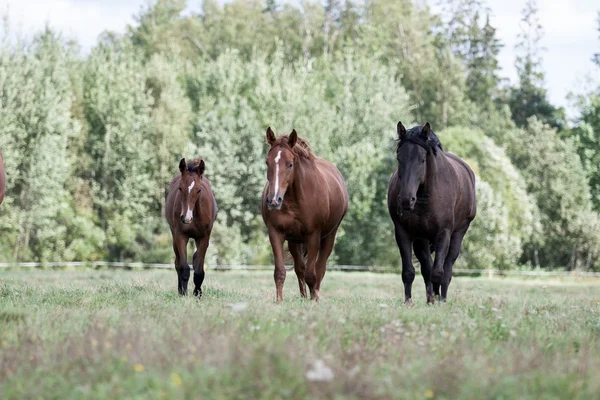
273, 150, 282, 200
185, 205, 193, 222
188, 180, 195, 194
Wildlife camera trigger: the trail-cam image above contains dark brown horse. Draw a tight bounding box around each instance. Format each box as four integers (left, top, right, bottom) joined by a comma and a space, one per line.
0, 151, 5, 206
165, 158, 218, 296
388, 122, 476, 304
262, 128, 348, 302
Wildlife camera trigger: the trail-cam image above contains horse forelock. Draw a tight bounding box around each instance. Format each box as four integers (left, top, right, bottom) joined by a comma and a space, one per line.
269, 135, 315, 160
396, 127, 443, 156
185, 158, 204, 174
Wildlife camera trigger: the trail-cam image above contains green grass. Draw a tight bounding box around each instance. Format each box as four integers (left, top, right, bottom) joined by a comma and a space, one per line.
1, 270, 600, 399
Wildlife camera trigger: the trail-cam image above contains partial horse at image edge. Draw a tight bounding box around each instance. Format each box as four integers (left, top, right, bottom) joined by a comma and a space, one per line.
0, 151, 5, 206
262, 128, 349, 303
388, 121, 476, 304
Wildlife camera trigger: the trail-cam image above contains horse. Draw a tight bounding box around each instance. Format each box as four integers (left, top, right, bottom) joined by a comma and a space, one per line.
387, 122, 476, 304
0, 151, 5, 206
261, 128, 348, 303
165, 158, 218, 297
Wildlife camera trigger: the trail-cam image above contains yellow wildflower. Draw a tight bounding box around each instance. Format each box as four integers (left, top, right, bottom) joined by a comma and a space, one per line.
424, 389, 434, 398
134, 363, 144, 372
171, 373, 183, 386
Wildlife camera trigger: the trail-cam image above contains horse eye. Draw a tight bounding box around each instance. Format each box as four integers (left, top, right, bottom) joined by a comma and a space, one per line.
178, 187, 182, 191
197, 189, 201, 193
287, 163, 293, 168
421, 159, 426, 164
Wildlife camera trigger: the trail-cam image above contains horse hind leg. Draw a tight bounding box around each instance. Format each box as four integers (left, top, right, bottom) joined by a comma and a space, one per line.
441, 225, 470, 302
314, 228, 338, 300
430, 229, 451, 287
289, 242, 307, 298
193, 236, 209, 298
413, 238, 434, 304
303, 233, 322, 302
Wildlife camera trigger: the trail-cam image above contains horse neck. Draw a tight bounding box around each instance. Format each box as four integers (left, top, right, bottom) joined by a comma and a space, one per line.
421, 152, 447, 197
285, 157, 314, 204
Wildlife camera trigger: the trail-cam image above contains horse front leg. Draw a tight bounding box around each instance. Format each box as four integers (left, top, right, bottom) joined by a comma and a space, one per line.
430, 229, 451, 288
413, 238, 434, 304
394, 224, 415, 305
441, 225, 470, 301
173, 235, 190, 295
303, 232, 322, 301
268, 229, 286, 303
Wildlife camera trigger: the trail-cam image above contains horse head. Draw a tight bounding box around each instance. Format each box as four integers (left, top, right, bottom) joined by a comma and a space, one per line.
265, 127, 298, 210
396, 121, 439, 212
178, 157, 205, 224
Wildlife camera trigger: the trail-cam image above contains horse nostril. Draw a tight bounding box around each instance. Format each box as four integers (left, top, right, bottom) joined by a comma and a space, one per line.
411, 196, 416, 203
277, 197, 282, 203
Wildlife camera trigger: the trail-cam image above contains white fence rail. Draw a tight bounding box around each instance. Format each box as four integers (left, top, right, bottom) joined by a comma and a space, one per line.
1, 261, 600, 277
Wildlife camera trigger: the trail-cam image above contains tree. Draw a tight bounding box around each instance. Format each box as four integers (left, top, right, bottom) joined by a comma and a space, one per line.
503, 118, 600, 269
0, 28, 104, 262
464, 14, 503, 109
568, 92, 600, 212
82, 35, 155, 261
509, 0, 564, 130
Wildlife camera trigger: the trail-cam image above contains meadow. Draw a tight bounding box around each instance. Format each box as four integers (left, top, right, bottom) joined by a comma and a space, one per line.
1, 269, 599, 399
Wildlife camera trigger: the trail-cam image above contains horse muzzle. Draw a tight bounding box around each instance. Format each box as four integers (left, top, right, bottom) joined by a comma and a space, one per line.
399, 196, 416, 212
266, 196, 283, 210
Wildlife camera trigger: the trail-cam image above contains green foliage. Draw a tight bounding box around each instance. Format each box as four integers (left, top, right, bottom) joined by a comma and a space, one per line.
567, 92, 600, 212
508, 0, 565, 130
503, 118, 600, 269
0, 29, 103, 262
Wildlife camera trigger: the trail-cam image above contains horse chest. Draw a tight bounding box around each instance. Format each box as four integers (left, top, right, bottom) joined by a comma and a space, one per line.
271, 213, 307, 240
397, 209, 439, 238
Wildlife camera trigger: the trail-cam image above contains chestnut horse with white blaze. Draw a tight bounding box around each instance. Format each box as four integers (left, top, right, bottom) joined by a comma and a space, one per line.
262, 128, 348, 302
165, 158, 218, 297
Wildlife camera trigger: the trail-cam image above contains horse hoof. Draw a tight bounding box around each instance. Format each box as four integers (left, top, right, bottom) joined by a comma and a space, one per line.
404, 298, 413, 307
427, 295, 435, 305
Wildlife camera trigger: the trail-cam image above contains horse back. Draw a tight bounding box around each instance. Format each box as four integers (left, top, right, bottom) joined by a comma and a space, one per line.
315, 158, 349, 214
444, 152, 477, 221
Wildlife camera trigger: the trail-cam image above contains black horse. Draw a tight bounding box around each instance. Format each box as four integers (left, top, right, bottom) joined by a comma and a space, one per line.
387, 122, 476, 304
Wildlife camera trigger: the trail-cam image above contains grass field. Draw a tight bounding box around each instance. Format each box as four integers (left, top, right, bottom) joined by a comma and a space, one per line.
1, 269, 599, 399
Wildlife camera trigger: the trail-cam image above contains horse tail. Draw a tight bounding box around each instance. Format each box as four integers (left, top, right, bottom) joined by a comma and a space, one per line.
283, 242, 308, 271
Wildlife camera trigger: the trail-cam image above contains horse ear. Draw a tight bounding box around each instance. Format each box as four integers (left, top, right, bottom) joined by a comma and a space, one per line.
397, 121, 407, 140
196, 159, 205, 176
179, 158, 186, 174
421, 122, 432, 139
266, 127, 276, 145
289, 129, 298, 148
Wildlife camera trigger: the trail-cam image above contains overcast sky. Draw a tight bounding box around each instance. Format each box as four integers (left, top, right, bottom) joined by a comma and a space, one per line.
2, 0, 599, 113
